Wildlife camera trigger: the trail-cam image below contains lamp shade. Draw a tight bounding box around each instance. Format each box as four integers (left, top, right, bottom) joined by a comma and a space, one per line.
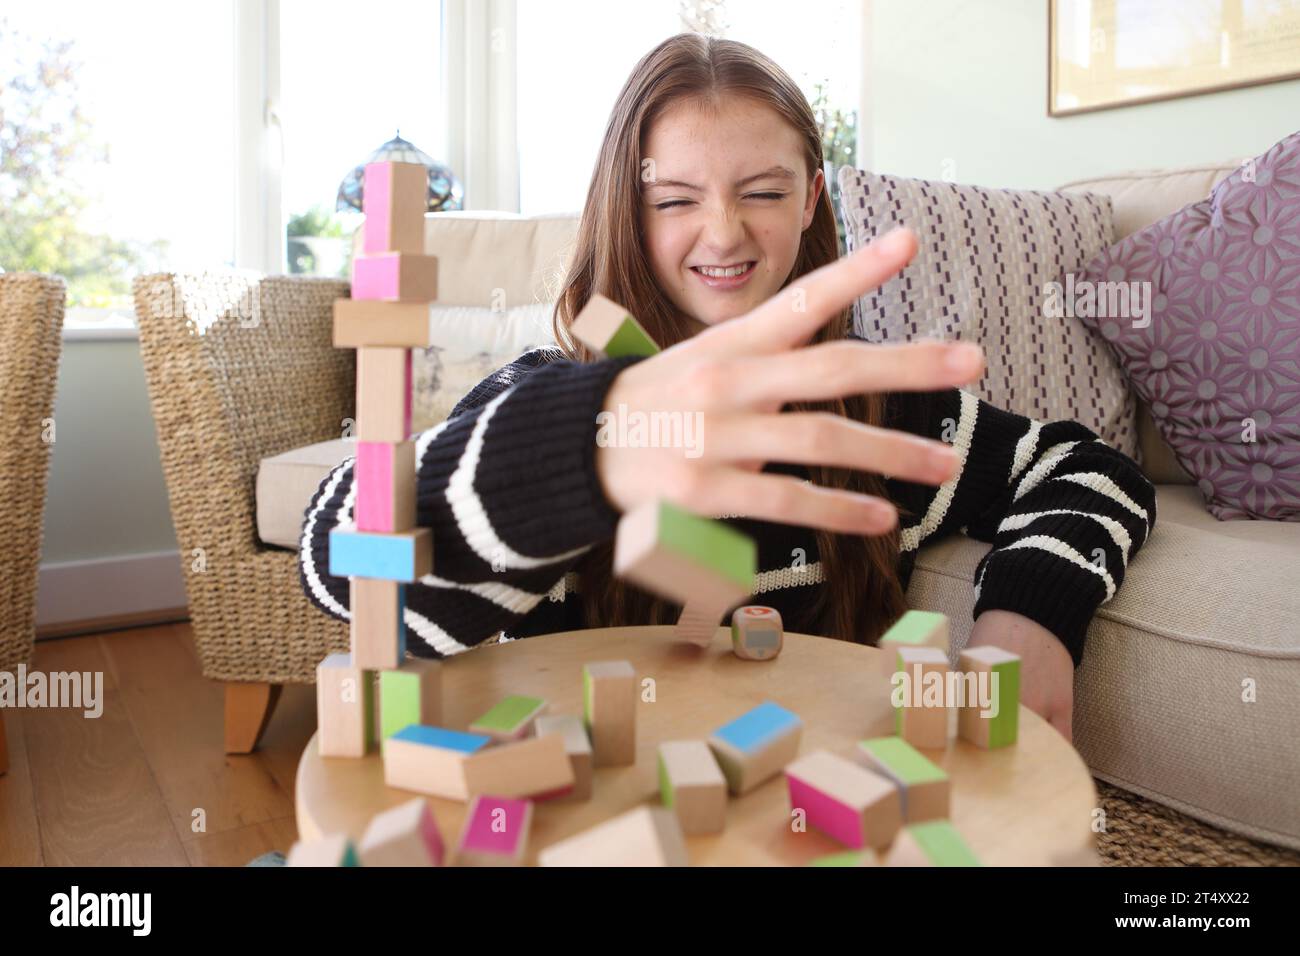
336, 131, 463, 214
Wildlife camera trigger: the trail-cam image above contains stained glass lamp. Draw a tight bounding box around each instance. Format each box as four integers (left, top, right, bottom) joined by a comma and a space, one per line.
335, 131, 463, 214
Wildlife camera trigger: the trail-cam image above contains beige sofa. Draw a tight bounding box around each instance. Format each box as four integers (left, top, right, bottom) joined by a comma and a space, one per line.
258, 162, 1300, 850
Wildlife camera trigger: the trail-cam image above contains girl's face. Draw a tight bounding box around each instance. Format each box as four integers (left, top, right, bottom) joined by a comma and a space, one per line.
641, 93, 822, 329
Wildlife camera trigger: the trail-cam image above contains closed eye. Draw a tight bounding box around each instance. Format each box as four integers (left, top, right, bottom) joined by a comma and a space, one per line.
653, 199, 693, 210
746, 192, 787, 200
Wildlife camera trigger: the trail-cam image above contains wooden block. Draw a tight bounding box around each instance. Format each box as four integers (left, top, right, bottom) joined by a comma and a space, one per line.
358, 797, 444, 866
347, 578, 405, 669
355, 440, 416, 533
330, 528, 432, 582
884, 820, 982, 867
958, 646, 1021, 749
673, 599, 725, 647
878, 609, 949, 673
730, 605, 783, 661
316, 653, 375, 758
352, 252, 439, 302
470, 695, 548, 742
785, 749, 901, 849
855, 736, 949, 823
658, 740, 727, 835
463, 732, 574, 800
538, 806, 687, 867
356, 346, 412, 442
582, 661, 636, 767
334, 299, 437, 348
534, 714, 593, 801
613, 499, 756, 612
809, 849, 879, 866
570, 293, 660, 358
893, 646, 951, 751
382, 725, 491, 800
379, 658, 442, 740
286, 834, 360, 866
456, 796, 533, 866
362, 161, 426, 255
707, 701, 802, 795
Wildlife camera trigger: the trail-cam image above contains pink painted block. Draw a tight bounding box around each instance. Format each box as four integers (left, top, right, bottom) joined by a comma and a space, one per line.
362, 162, 425, 255
459, 796, 533, 863
787, 776, 866, 848
352, 253, 438, 302
362, 163, 393, 254
355, 441, 414, 533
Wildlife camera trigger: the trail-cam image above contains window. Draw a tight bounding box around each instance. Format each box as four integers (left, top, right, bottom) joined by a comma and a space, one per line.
0, 2, 236, 328
278, 0, 442, 277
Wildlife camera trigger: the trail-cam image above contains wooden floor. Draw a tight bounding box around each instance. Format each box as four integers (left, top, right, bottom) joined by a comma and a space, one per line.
0, 622, 314, 867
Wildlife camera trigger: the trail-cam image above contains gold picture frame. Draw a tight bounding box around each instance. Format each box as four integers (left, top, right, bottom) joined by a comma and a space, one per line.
1049, 0, 1300, 117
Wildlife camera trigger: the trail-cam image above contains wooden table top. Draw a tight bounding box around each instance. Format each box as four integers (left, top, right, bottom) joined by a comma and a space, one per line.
295, 626, 1098, 865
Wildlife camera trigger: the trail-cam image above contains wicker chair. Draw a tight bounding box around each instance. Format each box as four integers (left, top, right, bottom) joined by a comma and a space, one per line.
133, 272, 354, 752
0, 274, 66, 775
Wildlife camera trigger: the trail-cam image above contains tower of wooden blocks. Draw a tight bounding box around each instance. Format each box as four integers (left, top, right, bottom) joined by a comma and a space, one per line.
571, 295, 759, 646
319, 160, 440, 761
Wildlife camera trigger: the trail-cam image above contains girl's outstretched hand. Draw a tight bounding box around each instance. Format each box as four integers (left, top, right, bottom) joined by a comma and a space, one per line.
595, 227, 986, 534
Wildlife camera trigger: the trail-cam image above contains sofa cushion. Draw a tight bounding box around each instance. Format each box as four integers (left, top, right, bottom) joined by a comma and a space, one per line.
256, 438, 355, 549
906, 483, 1300, 849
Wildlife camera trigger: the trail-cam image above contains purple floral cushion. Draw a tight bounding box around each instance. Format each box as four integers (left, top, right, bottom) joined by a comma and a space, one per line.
1080, 131, 1300, 520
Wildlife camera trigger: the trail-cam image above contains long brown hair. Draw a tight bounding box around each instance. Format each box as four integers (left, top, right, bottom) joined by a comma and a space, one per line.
553, 33, 907, 644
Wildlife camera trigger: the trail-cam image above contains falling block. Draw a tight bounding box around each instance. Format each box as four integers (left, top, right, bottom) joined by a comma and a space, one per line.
331, 528, 432, 582
672, 601, 725, 647
731, 605, 783, 661
456, 796, 533, 866
347, 578, 406, 670
355, 441, 416, 533
286, 834, 360, 867
582, 661, 636, 767
352, 252, 439, 302
316, 653, 375, 758
379, 658, 442, 740
356, 347, 412, 443
707, 701, 802, 795
534, 714, 593, 801
884, 820, 982, 867
878, 609, 950, 673
470, 695, 548, 742
613, 499, 756, 620
958, 646, 1021, 749
893, 646, 951, 751
362, 161, 427, 255
571, 293, 660, 358
785, 749, 901, 849
358, 797, 444, 866
382, 725, 491, 800
658, 740, 727, 835
538, 807, 688, 867
856, 736, 949, 823
809, 849, 879, 867
334, 299, 437, 348
463, 732, 574, 800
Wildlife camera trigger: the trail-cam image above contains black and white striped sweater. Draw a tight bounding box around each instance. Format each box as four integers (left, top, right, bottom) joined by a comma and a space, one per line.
299, 346, 1156, 666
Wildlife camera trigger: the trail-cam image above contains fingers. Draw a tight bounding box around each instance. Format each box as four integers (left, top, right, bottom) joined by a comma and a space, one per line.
707, 413, 960, 486
714, 339, 985, 408
669, 468, 899, 536
698, 227, 919, 358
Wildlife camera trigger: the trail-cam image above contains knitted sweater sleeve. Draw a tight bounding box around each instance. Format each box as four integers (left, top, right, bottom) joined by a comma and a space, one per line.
885, 388, 1157, 665
298, 348, 642, 658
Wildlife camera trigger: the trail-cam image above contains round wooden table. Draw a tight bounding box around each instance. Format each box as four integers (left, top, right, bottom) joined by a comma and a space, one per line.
296, 626, 1099, 865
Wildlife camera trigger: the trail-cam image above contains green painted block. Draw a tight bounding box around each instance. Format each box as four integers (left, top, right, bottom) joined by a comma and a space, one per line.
471, 695, 546, 735
340, 842, 361, 867
380, 670, 424, 741
605, 316, 660, 358
908, 821, 981, 866
858, 737, 947, 786
658, 501, 756, 592
809, 850, 871, 867
657, 751, 674, 808
988, 658, 1020, 749
582, 667, 593, 728
880, 610, 948, 648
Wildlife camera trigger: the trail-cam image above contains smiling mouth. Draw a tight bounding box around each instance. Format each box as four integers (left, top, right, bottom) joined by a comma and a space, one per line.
690, 261, 756, 278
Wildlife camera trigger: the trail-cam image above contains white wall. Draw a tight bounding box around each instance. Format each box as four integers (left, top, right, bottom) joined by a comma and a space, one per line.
865, 0, 1300, 189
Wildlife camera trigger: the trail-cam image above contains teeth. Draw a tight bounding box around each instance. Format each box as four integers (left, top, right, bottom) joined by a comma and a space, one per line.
697, 263, 751, 278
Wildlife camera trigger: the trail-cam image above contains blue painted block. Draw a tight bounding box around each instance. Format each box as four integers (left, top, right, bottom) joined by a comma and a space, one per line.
329, 528, 431, 581
390, 725, 492, 754
714, 701, 801, 754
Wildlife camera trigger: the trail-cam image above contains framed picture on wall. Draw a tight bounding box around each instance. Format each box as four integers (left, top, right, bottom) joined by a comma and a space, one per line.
1049, 0, 1300, 116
